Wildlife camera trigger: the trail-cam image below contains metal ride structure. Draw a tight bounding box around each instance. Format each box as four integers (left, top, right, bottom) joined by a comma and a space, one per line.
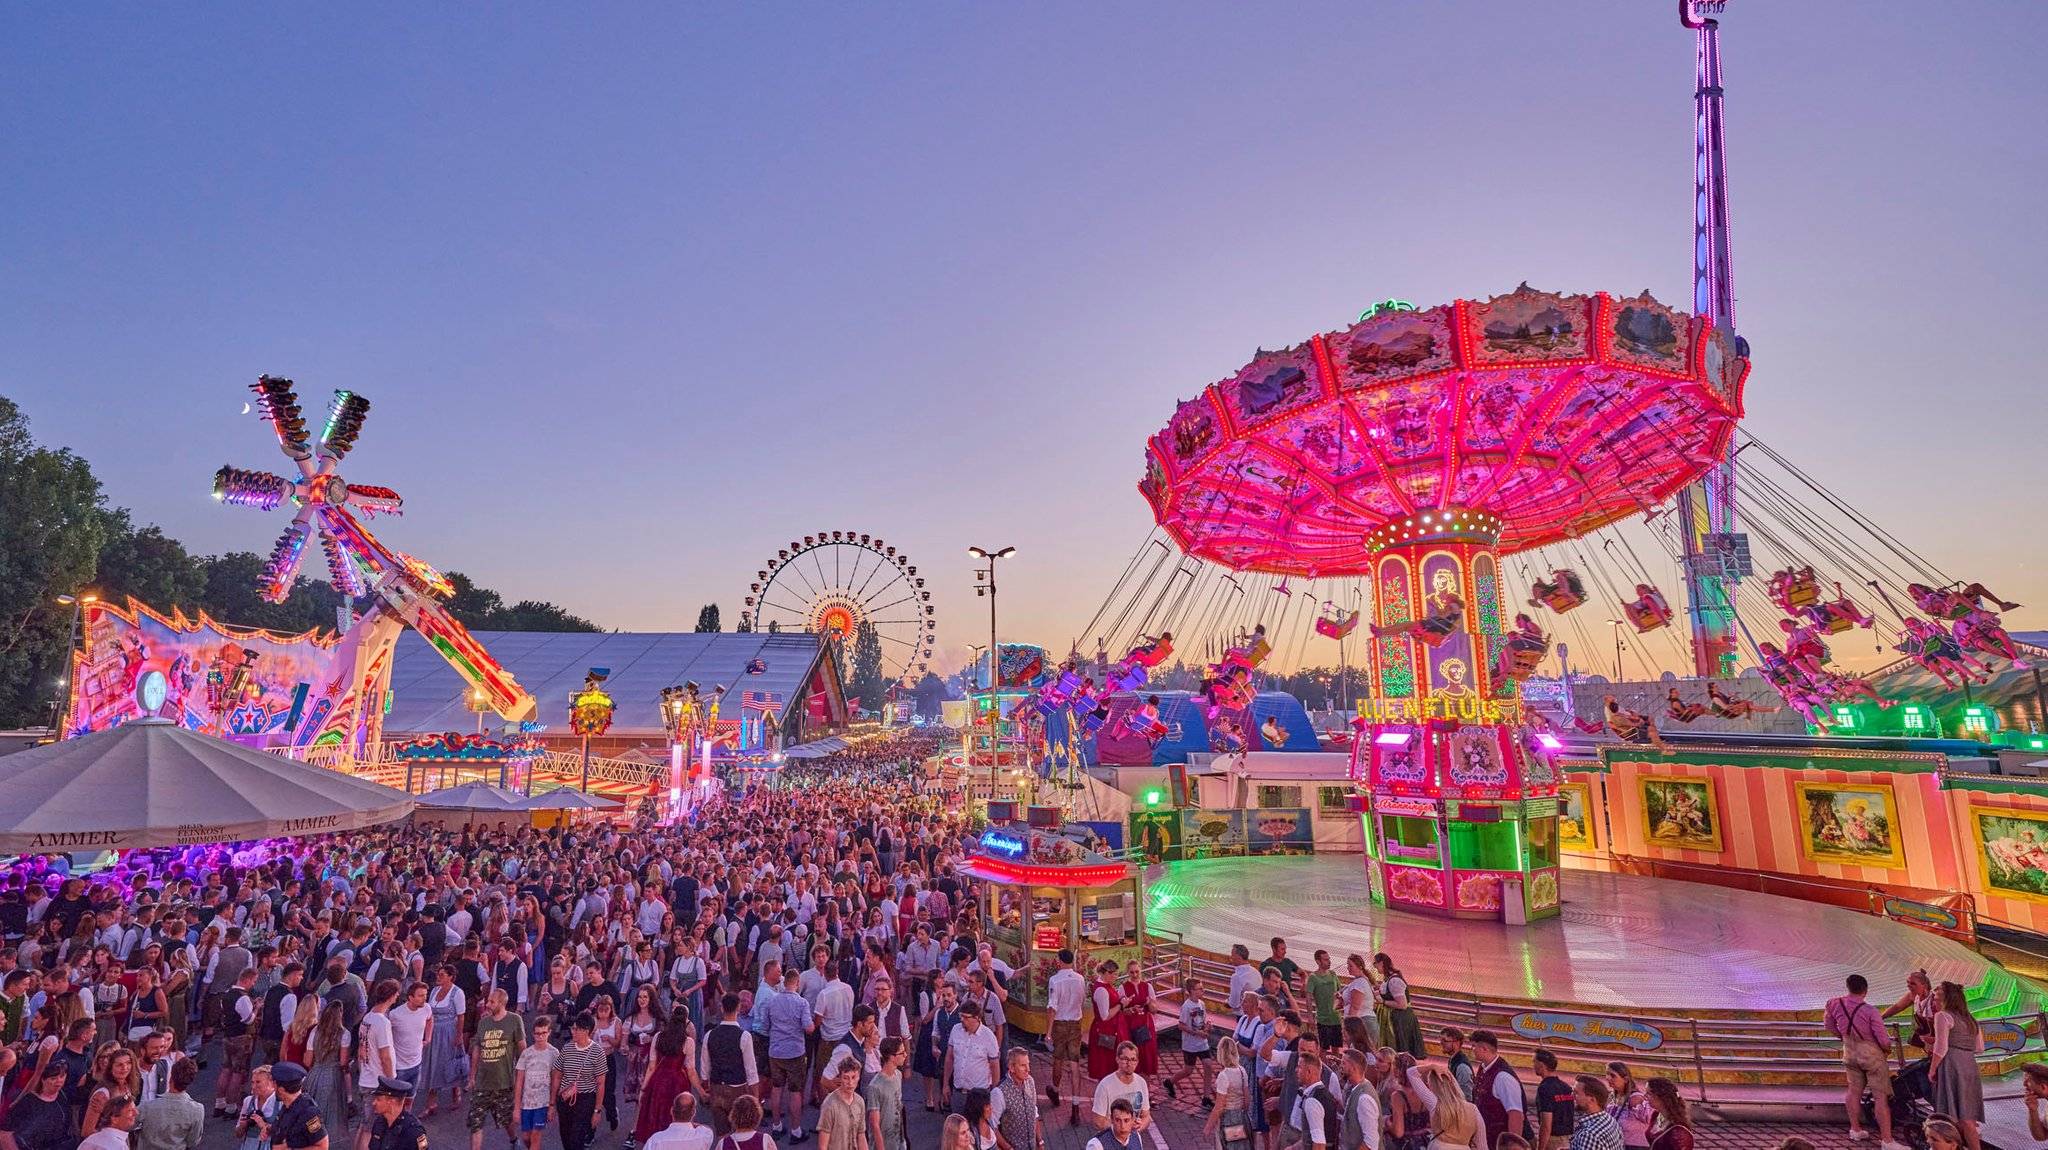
1140, 286, 1747, 920
1675, 0, 1748, 679
741, 532, 938, 687
213, 377, 539, 752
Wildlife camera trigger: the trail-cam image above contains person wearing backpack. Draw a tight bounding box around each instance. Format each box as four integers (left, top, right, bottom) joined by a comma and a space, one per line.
1290, 1050, 1343, 1150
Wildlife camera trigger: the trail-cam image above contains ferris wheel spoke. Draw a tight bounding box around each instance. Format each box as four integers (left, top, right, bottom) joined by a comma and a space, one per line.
866, 592, 918, 616
761, 596, 813, 619
811, 549, 834, 596
779, 562, 822, 605
852, 554, 891, 600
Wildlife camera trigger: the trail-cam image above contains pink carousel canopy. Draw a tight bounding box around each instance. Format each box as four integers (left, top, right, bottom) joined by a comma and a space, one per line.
1140, 285, 1748, 575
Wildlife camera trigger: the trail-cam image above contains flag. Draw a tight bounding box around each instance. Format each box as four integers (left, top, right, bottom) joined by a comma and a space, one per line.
741, 690, 781, 712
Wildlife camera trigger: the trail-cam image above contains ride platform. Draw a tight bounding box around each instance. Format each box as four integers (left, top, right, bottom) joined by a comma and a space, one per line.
1149, 855, 2048, 1100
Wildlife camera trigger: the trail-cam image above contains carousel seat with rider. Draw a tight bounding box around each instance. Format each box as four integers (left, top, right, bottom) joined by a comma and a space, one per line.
1953, 609, 2023, 664
1220, 625, 1272, 671
1104, 661, 1149, 694
1777, 618, 1832, 676
1120, 695, 1169, 745
1496, 613, 1551, 682
1707, 680, 1778, 720
1666, 687, 1708, 723
1768, 566, 1824, 612
1529, 569, 1588, 613
1908, 582, 2021, 622
1370, 594, 1465, 648
1896, 618, 1991, 688
1800, 585, 1875, 634
1124, 631, 1176, 669
1315, 603, 1360, 640
1620, 584, 1674, 633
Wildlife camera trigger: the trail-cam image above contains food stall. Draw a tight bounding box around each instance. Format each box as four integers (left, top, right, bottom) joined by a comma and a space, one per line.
962, 824, 1142, 1036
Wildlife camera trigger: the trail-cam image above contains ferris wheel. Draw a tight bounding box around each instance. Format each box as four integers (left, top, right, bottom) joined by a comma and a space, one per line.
742, 531, 937, 685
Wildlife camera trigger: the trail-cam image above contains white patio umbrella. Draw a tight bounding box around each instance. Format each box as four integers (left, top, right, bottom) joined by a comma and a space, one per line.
414, 781, 528, 811
0, 719, 414, 854
518, 789, 624, 811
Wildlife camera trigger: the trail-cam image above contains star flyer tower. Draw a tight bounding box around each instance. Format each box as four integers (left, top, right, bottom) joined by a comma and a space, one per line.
1676, 0, 1751, 677
1141, 288, 1748, 920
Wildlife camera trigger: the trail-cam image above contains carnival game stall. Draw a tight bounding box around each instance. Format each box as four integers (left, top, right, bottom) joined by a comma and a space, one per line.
961, 823, 1140, 1037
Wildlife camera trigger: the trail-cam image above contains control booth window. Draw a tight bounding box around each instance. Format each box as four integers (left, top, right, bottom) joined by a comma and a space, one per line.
1317, 786, 1353, 818
1258, 784, 1302, 809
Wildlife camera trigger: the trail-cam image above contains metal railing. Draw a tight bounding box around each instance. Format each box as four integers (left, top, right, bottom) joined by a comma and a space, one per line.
266, 743, 665, 794
1145, 930, 2045, 1100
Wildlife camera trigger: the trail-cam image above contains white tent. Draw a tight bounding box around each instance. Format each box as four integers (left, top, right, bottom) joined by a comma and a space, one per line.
414, 782, 528, 811
0, 719, 414, 854
783, 736, 847, 759
518, 789, 624, 811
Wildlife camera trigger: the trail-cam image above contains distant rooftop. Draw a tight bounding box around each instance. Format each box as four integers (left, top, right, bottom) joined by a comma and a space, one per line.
386, 630, 834, 736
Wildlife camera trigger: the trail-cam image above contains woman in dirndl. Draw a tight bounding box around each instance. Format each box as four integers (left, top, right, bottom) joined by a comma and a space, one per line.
1086, 959, 1130, 1081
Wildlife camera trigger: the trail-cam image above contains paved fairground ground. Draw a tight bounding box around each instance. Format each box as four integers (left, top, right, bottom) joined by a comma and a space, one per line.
171, 1040, 2043, 1150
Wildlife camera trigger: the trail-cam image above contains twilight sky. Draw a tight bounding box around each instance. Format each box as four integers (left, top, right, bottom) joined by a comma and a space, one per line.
3, 2, 2043, 673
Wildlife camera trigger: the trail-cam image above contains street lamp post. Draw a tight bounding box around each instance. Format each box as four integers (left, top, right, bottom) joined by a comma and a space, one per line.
1607, 619, 1627, 681
968, 545, 1016, 804
51, 592, 98, 739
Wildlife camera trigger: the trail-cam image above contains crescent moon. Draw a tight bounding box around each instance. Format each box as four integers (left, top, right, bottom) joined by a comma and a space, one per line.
240, 403, 252, 415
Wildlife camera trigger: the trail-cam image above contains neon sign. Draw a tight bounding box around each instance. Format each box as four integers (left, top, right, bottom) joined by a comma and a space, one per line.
978, 830, 1028, 859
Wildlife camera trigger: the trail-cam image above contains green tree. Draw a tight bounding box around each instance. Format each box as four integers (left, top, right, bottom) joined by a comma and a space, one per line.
847, 621, 885, 713
93, 510, 208, 613
490, 600, 601, 632
196, 552, 342, 634
442, 570, 506, 629
695, 604, 721, 633
910, 670, 953, 719
440, 570, 599, 632
0, 398, 112, 725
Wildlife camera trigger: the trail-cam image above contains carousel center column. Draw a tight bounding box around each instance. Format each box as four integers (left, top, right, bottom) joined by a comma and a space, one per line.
1355, 510, 1563, 922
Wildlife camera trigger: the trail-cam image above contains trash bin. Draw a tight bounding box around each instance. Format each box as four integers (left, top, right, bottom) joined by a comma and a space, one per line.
1501, 876, 1527, 926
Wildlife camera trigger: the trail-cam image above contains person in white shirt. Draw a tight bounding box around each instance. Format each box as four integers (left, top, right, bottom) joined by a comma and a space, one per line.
1045, 949, 1088, 1119
353, 981, 399, 1150
1227, 944, 1261, 1012
811, 970, 856, 1104
1337, 1048, 1382, 1150
942, 1002, 1002, 1109
445, 894, 475, 944
641, 1093, 713, 1150
635, 888, 668, 939
1090, 1041, 1152, 1132
1289, 1049, 1335, 1150
388, 983, 432, 1087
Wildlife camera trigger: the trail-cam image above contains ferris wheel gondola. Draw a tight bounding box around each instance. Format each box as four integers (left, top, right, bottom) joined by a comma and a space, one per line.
740, 532, 938, 686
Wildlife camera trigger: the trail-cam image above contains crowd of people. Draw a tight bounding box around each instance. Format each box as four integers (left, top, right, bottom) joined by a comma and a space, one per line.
0, 724, 2021, 1150
0, 730, 1147, 1150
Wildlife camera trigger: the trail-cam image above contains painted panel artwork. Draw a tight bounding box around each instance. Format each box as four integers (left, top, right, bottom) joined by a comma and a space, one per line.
1179, 809, 1247, 860
1639, 776, 1723, 853
1248, 808, 1315, 856
69, 597, 363, 748
1129, 810, 1184, 865
1557, 782, 1594, 850
1794, 781, 1906, 869
1973, 808, 2048, 904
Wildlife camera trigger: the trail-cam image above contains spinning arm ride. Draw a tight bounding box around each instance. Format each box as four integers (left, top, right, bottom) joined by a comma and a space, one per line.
214, 377, 538, 741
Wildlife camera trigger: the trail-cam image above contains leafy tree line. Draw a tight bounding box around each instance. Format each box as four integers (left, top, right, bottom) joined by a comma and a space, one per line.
0, 396, 597, 727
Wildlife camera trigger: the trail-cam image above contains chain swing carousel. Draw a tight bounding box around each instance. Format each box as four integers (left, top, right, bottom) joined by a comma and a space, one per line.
1136, 287, 1748, 919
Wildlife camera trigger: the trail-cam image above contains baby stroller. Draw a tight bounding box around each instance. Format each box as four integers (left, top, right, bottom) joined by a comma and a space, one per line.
1861, 1056, 1933, 1149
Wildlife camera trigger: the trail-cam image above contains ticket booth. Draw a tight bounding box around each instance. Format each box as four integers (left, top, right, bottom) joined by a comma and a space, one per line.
963, 824, 1141, 1036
